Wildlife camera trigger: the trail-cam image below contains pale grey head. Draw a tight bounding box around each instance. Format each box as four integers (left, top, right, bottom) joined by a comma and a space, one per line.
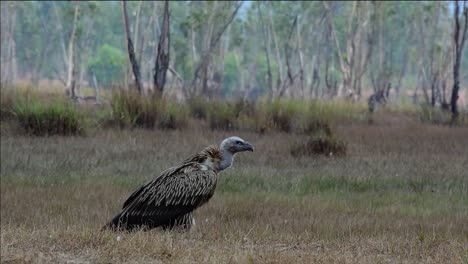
218, 136, 254, 171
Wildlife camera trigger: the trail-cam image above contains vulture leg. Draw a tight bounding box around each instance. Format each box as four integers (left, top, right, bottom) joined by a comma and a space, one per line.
162, 212, 194, 230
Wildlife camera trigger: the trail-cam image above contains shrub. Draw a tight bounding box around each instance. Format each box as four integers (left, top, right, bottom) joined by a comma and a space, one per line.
110, 90, 162, 129
1, 89, 16, 121
307, 100, 365, 124
297, 108, 333, 136
13, 96, 84, 136
158, 102, 188, 130
291, 130, 347, 157
264, 100, 298, 133
418, 103, 448, 125
187, 96, 209, 119
207, 101, 238, 130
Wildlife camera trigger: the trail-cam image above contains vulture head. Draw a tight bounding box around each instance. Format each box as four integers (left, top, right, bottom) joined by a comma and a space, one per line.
218, 136, 253, 171
220, 136, 254, 153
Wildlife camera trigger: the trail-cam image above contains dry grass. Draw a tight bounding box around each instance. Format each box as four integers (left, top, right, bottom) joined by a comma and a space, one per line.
1, 116, 468, 263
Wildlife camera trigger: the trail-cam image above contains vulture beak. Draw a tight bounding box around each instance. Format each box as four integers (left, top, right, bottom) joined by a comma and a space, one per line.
243, 142, 254, 152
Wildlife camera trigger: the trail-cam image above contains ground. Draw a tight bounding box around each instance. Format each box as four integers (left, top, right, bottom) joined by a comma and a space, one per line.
1, 115, 467, 263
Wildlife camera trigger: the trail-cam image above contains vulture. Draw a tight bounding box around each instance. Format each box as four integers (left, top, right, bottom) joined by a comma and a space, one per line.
104, 136, 254, 231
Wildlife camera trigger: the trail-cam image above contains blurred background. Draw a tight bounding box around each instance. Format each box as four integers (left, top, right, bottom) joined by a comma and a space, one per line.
1, 1, 467, 108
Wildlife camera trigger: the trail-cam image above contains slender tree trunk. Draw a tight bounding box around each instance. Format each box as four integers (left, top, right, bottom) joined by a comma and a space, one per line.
133, 1, 142, 61
191, 2, 243, 97
296, 16, 305, 98
190, 1, 197, 78
323, 1, 357, 98
258, 2, 273, 102
77, 16, 94, 97
122, 0, 143, 93
153, 0, 170, 97
451, 1, 468, 121
66, 2, 80, 98
138, 2, 157, 74
1, 2, 17, 87
52, 2, 68, 83
31, 32, 52, 86
92, 73, 100, 102
267, 2, 283, 94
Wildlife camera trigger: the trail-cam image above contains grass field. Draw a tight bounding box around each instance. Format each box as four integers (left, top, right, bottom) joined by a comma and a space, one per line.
1, 114, 468, 263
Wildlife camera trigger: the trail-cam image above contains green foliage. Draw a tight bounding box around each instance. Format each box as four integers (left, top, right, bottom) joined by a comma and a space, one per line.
12, 95, 84, 136
87, 44, 126, 87
222, 52, 240, 97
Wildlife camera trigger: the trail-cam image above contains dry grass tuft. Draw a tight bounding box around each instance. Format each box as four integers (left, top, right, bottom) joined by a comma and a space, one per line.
291, 134, 347, 157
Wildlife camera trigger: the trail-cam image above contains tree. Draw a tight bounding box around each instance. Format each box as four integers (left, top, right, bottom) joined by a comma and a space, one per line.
190, 1, 243, 98
1, 1, 18, 87
122, 0, 143, 93
451, 0, 468, 121
257, 2, 273, 101
153, 1, 170, 97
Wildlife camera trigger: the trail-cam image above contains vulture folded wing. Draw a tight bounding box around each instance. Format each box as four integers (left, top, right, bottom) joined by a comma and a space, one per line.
121, 165, 181, 209
118, 165, 217, 229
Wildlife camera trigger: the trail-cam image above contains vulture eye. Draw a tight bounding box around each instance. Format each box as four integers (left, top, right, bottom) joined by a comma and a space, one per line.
236, 140, 242, 145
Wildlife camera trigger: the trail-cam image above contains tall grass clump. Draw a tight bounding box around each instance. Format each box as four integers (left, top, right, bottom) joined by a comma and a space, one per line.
308, 100, 365, 123
291, 119, 347, 157
187, 96, 210, 119
12, 95, 84, 136
110, 90, 162, 128
109, 90, 188, 130
207, 100, 238, 130
263, 100, 302, 132
1, 88, 17, 121
418, 103, 468, 126
418, 103, 449, 125
158, 102, 188, 130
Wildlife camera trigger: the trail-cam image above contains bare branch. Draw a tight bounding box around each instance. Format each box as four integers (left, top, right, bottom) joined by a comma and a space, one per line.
209, 1, 243, 51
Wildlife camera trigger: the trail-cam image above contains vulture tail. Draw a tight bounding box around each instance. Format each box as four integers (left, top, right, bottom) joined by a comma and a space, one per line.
102, 213, 125, 231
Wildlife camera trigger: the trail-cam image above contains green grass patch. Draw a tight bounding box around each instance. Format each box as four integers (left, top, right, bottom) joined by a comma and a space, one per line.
12, 95, 85, 136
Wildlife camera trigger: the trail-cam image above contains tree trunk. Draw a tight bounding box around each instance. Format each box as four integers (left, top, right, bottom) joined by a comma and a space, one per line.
296, 15, 305, 98
66, 2, 80, 98
257, 2, 273, 102
267, 2, 283, 95
323, 1, 357, 98
1, 1, 18, 87
122, 0, 143, 93
77, 16, 94, 97
191, 2, 243, 97
31, 18, 53, 86
190, 1, 197, 77
153, 0, 170, 97
138, 2, 157, 66
451, 1, 468, 121
52, 2, 68, 83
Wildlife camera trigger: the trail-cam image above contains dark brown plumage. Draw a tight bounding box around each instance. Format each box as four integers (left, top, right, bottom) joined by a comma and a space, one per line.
104, 137, 253, 231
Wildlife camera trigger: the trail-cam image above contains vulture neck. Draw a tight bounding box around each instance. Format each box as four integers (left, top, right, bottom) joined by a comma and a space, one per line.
219, 149, 234, 171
